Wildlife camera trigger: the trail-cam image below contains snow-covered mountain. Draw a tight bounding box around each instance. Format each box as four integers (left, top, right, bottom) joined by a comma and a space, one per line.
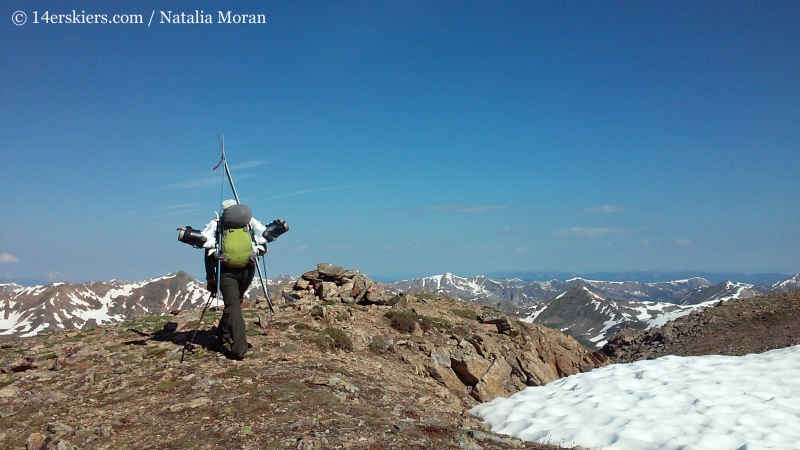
677, 281, 772, 307
521, 284, 694, 348
387, 273, 800, 348
0, 271, 296, 340
774, 274, 800, 291
385, 273, 712, 306
0, 272, 209, 339
386, 273, 564, 305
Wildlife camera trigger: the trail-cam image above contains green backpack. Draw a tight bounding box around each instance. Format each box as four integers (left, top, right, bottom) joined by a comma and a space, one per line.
219, 226, 255, 268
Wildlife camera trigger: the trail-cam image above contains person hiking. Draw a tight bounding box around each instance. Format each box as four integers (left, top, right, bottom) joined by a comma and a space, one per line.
198, 199, 288, 359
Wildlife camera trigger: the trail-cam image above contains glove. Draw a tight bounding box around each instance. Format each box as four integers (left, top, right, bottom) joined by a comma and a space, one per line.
206, 279, 217, 295
257, 245, 268, 256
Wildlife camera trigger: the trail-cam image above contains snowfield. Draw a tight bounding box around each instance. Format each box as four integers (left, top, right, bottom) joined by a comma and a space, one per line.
471, 345, 800, 449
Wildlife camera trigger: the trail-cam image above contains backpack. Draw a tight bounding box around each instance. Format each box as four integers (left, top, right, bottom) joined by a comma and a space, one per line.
218, 203, 255, 268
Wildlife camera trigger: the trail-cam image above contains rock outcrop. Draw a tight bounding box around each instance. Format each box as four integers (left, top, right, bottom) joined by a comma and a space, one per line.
282, 263, 395, 306
602, 289, 800, 363
279, 264, 609, 403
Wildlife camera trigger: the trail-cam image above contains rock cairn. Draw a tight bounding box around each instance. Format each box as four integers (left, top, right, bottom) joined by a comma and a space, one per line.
283, 263, 394, 306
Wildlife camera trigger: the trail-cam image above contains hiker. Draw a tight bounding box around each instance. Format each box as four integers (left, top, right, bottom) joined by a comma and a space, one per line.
199, 199, 288, 359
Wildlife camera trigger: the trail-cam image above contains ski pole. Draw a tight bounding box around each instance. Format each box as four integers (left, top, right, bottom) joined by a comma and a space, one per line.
254, 257, 275, 318
181, 290, 216, 363
259, 255, 275, 313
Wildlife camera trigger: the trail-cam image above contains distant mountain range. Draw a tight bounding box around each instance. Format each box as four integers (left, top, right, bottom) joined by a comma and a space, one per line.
2, 270, 798, 345
384, 272, 800, 348
385, 273, 713, 305
484, 271, 792, 285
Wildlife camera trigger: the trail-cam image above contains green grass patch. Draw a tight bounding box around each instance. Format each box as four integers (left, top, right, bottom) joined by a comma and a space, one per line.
225, 366, 253, 378
201, 314, 216, 323
320, 327, 353, 351
156, 380, 179, 391
146, 346, 168, 357
384, 310, 419, 333
113, 391, 137, 402
431, 317, 450, 327
141, 316, 169, 323
304, 327, 353, 352
452, 309, 478, 320
418, 316, 435, 332
384, 310, 448, 334
294, 323, 314, 331
246, 328, 262, 336
122, 353, 140, 363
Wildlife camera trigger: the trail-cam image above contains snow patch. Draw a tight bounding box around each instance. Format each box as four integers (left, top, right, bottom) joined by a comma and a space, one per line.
471, 345, 800, 449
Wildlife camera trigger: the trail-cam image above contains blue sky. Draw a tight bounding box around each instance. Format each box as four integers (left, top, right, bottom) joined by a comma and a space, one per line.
1, 1, 798, 282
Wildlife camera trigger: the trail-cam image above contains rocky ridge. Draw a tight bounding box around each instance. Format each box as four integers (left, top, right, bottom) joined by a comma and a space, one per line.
601, 289, 800, 363
0, 264, 607, 449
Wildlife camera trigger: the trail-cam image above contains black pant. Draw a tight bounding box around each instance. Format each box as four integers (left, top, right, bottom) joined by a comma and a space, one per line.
217, 264, 254, 357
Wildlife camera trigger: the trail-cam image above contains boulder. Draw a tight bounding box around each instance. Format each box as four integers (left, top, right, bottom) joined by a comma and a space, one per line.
495, 318, 517, 335
477, 310, 506, 324
318, 282, 339, 299
339, 282, 354, 297
301, 270, 320, 281
426, 362, 466, 390
430, 347, 451, 367
450, 351, 492, 387
516, 352, 559, 386
287, 291, 305, 300
26, 433, 46, 450
317, 263, 344, 279
342, 270, 357, 279
472, 358, 513, 402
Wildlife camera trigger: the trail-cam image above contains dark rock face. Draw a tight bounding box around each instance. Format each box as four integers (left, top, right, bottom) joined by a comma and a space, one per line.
525, 284, 662, 348
601, 289, 800, 363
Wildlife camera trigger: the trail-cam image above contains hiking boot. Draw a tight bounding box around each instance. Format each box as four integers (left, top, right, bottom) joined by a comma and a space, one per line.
225, 350, 245, 361
213, 326, 233, 346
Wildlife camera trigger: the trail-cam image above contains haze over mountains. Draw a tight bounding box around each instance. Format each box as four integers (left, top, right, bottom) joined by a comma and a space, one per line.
484, 271, 791, 285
